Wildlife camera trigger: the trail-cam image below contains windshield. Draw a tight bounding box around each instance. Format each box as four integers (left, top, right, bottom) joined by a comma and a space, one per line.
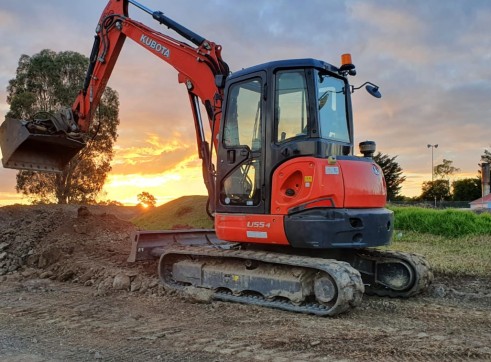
316, 70, 350, 143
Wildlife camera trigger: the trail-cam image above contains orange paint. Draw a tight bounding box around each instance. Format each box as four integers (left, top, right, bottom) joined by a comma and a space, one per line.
270, 156, 387, 215
339, 160, 387, 208
271, 157, 345, 214
215, 214, 289, 245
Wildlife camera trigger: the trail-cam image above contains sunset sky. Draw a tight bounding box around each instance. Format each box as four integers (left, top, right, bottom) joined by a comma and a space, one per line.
1, 0, 490, 206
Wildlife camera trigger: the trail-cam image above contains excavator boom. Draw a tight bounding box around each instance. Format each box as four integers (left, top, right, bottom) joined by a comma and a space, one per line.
0, 0, 227, 183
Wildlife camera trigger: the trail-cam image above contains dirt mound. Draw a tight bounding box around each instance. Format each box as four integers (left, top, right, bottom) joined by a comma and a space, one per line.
1, 205, 491, 360
0, 204, 162, 296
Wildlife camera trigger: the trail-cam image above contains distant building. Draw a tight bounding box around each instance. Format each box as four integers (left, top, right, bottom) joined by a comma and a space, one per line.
472, 163, 491, 209
469, 194, 491, 210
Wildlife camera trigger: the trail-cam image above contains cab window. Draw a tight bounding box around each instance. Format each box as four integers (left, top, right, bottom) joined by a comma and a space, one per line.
275, 70, 309, 143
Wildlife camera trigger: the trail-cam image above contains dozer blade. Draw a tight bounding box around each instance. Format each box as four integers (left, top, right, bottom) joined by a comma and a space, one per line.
0, 118, 85, 173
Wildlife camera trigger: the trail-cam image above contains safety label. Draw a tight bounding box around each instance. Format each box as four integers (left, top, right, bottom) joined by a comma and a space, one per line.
325, 166, 339, 175
246, 231, 268, 239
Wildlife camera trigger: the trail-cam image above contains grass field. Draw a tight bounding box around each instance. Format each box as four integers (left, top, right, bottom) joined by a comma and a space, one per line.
391, 206, 491, 238
389, 231, 491, 277
389, 207, 491, 276
132, 197, 491, 277
132, 195, 213, 230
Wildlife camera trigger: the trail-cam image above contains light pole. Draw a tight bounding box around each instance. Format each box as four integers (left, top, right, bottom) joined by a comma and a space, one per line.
427, 144, 438, 182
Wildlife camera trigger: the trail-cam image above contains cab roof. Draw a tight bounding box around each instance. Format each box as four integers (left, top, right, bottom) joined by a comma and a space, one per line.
228, 58, 340, 81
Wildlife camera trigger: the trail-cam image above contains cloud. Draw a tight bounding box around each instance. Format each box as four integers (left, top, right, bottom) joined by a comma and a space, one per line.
0, 168, 23, 205
111, 131, 195, 174
103, 154, 206, 205
1, 0, 491, 202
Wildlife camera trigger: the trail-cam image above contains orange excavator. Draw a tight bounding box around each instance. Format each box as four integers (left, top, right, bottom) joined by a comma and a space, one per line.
0, 0, 432, 316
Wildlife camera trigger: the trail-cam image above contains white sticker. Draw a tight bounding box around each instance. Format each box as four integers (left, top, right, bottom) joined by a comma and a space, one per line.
325, 166, 339, 175
246, 231, 268, 239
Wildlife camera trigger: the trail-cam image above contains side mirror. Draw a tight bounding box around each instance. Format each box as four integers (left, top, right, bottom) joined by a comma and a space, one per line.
366, 84, 381, 98
351, 82, 382, 98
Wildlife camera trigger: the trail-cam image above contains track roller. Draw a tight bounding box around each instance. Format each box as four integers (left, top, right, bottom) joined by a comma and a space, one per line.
158, 246, 365, 316
353, 249, 433, 297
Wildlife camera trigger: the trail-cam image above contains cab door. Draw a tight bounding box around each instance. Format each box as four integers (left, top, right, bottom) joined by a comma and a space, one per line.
216, 72, 266, 214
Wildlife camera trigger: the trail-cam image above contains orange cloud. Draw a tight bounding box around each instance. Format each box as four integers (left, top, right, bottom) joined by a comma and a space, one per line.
0, 191, 27, 206
109, 130, 199, 176
113, 132, 191, 165
102, 154, 206, 205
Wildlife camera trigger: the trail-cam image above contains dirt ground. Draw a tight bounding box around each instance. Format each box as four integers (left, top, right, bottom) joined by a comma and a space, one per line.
0, 205, 490, 362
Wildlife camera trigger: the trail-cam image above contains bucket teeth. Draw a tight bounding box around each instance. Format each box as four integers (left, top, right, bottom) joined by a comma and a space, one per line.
0, 118, 85, 173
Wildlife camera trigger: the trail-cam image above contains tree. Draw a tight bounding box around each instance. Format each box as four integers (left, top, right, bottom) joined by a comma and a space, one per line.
137, 192, 157, 208
452, 178, 481, 201
372, 152, 406, 200
434, 159, 460, 179
7, 49, 120, 204
480, 149, 491, 177
97, 199, 124, 206
481, 149, 491, 164
420, 179, 451, 201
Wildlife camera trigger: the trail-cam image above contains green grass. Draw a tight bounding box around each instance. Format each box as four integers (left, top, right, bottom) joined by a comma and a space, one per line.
389, 231, 491, 277
391, 206, 491, 238
388, 207, 491, 276
132, 195, 213, 230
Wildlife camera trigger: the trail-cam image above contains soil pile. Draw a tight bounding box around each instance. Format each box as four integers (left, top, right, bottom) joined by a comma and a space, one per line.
1, 204, 491, 360
0, 204, 161, 295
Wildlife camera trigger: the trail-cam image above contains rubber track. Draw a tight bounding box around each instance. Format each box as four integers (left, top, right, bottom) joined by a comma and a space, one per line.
158, 246, 365, 316
357, 249, 434, 298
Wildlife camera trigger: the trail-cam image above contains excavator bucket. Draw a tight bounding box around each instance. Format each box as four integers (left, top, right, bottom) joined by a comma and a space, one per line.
0, 118, 85, 173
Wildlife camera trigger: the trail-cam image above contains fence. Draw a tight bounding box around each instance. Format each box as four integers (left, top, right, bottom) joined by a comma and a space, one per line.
388, 200, 471, 209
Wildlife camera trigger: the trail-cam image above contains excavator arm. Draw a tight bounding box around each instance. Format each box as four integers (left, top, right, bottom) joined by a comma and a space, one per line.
75, 0, 229, 135
0, 0, 229, 202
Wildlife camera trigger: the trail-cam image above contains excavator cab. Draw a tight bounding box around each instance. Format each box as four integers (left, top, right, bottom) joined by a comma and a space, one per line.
0, 109, 85, 172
